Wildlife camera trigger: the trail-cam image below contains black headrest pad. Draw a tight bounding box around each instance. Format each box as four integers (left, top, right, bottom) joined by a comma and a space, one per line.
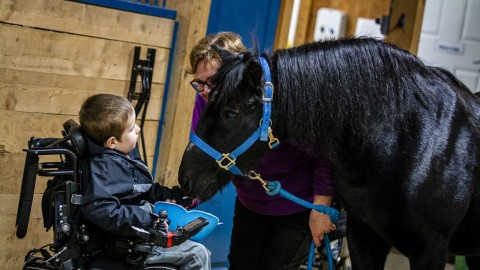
70, 128, 87, 158
63, 119, 87, 158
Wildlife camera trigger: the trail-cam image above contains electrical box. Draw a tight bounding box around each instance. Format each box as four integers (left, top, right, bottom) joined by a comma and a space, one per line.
313, 8, 347, 41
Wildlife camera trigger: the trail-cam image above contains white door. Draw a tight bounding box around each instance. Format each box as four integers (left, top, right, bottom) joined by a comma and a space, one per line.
417, 0, 480, 93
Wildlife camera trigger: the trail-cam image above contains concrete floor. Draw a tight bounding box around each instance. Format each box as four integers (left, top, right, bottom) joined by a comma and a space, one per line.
301, 246, 456, 270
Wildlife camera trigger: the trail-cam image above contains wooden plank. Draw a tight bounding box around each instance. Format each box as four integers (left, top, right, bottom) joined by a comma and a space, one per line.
274, 0, 294, 49
409, 0, 425, 55
0, 194, 48, 238
0, 24, 170, 83
0, 0, 175, 48
0, 69, 165, 120
0, 111, 67, 153
0, 153, 51, 194
385, 0, 425, 53
0, 120, 156, 195
154, 0, 211, 186
1, 153, 153, 195
0, 153, 26, 194
0, 110, 158, 158
0, 152, 153, 195
0, 194, 52, 263
293, 0, 314, 46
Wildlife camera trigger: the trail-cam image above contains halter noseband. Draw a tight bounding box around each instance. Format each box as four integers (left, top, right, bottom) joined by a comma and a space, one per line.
189, 56, 279, 176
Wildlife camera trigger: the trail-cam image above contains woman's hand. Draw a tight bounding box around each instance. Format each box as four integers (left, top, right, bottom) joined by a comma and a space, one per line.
309, 195, 336, 247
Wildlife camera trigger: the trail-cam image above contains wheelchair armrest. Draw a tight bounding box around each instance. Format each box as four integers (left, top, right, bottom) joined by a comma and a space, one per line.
16, 150, 39, 239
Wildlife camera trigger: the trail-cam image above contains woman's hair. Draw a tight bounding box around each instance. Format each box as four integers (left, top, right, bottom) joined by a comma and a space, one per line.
79, 93, 134, 145
188, 32, 248, 74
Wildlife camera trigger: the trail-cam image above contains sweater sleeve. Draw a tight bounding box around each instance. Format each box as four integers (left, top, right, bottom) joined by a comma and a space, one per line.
191, 95, 207, 132
312, 153, 336, 196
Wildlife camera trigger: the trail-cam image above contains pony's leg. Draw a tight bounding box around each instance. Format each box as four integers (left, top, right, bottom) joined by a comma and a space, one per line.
407, 231, 449, 270
346, 216, 390, 270
465, 256, 480, 269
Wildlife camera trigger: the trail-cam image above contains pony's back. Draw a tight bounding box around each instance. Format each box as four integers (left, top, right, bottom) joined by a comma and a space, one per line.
271, 38, 480, 147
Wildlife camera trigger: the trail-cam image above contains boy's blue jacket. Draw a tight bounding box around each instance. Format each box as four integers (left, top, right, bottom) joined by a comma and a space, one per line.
81, 136, 179, 239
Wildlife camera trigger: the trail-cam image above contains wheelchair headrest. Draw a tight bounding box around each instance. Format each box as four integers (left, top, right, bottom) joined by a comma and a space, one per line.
63, 120, 87, 158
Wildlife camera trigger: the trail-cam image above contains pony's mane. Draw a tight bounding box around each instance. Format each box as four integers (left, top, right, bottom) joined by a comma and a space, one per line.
211, 37, 474, 150
269, 38, 470, 147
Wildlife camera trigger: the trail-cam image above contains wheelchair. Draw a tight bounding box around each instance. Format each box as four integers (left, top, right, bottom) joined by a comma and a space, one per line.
15, 120, 189, 270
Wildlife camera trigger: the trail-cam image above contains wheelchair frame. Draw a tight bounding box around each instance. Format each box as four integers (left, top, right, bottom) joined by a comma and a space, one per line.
15, 120, 177, 270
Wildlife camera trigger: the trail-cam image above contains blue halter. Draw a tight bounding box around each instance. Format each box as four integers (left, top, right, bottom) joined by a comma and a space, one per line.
189, 56, 279, 176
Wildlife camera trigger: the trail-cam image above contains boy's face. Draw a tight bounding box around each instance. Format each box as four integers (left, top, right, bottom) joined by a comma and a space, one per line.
115, 111, 140, 154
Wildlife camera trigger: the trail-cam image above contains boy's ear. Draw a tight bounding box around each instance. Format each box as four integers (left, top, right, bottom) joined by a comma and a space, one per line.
104, 136, 116, 149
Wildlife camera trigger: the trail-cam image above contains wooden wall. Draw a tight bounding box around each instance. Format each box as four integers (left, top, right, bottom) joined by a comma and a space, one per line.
0, 0, 210, 267
153, 0, 212, 187
275, 0, 425, 54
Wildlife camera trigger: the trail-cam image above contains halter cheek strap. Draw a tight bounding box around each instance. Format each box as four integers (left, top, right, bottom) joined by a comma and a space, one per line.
259, 57, 274, 141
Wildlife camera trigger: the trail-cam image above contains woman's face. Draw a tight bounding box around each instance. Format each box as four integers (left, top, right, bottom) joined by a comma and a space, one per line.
193, 59, 220, 100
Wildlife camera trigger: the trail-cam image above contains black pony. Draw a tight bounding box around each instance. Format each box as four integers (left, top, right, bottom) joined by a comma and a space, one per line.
179, 37, 480, 269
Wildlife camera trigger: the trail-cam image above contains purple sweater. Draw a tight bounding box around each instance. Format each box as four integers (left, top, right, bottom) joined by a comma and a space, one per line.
191, 95, 335, 216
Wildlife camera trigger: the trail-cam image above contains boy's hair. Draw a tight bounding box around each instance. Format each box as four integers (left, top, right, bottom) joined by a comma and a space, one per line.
79, 94, 134, 145
188, 32, 248, 74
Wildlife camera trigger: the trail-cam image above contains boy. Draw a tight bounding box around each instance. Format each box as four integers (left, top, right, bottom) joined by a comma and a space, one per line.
79, 93, 211, 270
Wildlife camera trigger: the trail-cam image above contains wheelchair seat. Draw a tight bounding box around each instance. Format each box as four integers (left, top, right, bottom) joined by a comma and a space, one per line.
15, 120, 179, 270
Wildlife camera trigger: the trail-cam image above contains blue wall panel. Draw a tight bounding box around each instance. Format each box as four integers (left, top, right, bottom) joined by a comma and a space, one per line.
206, 0, 281, 52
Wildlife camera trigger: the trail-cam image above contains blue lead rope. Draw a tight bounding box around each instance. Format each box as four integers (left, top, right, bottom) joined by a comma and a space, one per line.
262, 180, 340, 270
265, 181, 340, 222
308, 237, 333, 270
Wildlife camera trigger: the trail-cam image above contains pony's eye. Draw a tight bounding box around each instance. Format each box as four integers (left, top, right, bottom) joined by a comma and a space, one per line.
245, 96, 257, 107
223, 107, 239, 119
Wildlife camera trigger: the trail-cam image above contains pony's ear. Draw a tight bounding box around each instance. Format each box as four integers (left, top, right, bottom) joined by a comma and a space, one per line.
211, 44, 237, 62
244, 58, 263, 88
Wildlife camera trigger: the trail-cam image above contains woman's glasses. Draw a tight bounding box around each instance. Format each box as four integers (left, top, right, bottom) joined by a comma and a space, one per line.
190, 78, 213, 92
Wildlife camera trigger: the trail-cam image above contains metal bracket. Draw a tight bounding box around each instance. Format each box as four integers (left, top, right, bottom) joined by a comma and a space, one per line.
128, 46, 156, 115
128, 46, 156, 165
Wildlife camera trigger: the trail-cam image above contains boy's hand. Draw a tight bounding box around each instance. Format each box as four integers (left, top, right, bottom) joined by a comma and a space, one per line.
171, 186, 193, 207
156, 185, 193, 208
